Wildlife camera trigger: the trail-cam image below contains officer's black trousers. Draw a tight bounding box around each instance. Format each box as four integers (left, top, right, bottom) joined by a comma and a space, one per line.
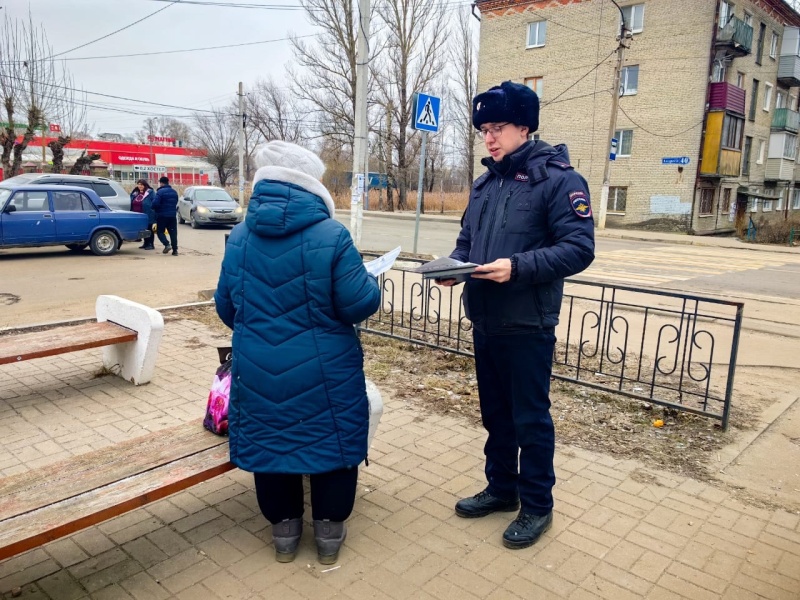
473, 328, 557, 516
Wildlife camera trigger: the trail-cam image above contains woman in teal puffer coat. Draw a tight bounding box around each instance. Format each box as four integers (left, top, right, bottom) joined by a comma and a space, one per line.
215, 141, 380, 565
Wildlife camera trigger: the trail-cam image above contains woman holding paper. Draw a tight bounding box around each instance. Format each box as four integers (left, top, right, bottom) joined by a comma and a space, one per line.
214, 141, 380, 565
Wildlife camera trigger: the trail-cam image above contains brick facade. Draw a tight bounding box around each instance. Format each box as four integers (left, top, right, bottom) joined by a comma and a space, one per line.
474, 0, 800, 234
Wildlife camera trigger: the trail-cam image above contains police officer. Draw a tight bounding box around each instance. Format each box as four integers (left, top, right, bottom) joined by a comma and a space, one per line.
440, 81, 595, 549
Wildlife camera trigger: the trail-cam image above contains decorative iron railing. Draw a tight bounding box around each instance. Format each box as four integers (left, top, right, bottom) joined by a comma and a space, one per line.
360, 255, 744, 429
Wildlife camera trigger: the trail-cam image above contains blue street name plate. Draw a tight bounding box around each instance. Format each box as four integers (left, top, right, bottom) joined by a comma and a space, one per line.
662, 157, 690, 165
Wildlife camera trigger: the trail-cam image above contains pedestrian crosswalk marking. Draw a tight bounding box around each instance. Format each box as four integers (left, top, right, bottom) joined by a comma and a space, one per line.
584, 246, 800, 287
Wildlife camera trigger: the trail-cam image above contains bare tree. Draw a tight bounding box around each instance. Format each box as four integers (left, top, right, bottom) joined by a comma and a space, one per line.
135, 116, 192, 145
192, 107, 238, 186
0, 13, 63, 177
247, 78, 305, 143
291, 0, 378, 152
449, 8, 478, 186
69, 149, 101, 175
47, 74, 89, 174
374, 0, 448, 210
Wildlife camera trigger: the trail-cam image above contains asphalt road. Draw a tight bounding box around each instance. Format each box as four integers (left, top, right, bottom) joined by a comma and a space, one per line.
2, 213, 800, 328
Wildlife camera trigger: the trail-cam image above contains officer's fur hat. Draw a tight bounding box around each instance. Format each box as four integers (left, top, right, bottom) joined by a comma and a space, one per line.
472, 81, 539, 133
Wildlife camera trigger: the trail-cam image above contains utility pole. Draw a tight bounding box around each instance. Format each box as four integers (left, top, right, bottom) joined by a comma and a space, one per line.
598, 3, 631, 230
350, 0, 370, 247
238, 81, 245, 206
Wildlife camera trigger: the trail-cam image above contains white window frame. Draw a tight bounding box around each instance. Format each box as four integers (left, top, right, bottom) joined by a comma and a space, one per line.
770, 31, 779, 59
784, 132, 798, 160
621, 65, 639, 96
526, 21, 547, 49
776, 190, 785, 211
757, 140, 766, 164
720, 1, 734, 29
763, 198, 773, 211
608, 186, 627, 213
793, 188, 800, 209
764, 82, 773, 112
737, 72, 746, 88
743, 11, 753, 26
614, 129, 634, 156
712, 61, 727, 83
777, 90, 787, 109
749, 197, 758, 212
621, 4, 645, 34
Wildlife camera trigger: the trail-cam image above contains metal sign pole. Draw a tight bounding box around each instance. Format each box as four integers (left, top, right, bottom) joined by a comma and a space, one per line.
413, 131, 428, 254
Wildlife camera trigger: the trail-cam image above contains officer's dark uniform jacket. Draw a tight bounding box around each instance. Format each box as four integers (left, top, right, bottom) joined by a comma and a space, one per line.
451, 140, 595, 334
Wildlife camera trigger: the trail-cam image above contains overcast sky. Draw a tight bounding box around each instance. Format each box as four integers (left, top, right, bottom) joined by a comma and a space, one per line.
5, 0, 316, 136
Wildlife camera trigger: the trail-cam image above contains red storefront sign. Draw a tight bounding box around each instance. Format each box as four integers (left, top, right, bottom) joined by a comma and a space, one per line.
49, 123, 61, 133
109, 151, 152, 165
147, 135, 176, 143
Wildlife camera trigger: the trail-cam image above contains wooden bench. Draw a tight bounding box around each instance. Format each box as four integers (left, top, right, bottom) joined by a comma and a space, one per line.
0, 322, 137, 365
0, 420, 234, 561
0, 295, 164, 385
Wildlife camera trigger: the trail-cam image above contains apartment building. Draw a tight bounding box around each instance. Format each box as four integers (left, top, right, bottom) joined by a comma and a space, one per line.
473, 0, 800, 233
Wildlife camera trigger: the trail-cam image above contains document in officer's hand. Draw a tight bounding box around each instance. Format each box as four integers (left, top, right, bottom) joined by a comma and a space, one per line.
413, 257, 479, 283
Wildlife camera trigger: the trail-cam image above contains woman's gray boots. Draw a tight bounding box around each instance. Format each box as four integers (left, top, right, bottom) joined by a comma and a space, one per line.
272, 518, 302, 563
314, 520, 347, 564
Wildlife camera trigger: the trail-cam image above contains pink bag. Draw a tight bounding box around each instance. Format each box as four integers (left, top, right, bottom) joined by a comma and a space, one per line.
203, 350, 231, 436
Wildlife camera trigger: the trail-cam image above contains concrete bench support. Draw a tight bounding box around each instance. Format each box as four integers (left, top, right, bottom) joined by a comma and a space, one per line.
96, 295, 164, 385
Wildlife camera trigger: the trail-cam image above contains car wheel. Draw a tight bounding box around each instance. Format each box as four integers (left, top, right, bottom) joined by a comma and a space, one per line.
90, 230, 119, 256
178, 211, 185, 224
65, 244, 88, 252
190, 212, 200, 229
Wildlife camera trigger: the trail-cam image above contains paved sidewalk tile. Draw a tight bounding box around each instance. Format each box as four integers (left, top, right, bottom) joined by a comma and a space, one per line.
1, 318, 799, 599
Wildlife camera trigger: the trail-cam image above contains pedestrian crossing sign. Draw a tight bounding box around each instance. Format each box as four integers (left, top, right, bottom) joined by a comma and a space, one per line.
414, 93, 441, 133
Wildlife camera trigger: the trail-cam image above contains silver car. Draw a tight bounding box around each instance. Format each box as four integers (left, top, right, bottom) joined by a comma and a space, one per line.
1, 173, 131, 211
177, 186, 243, 229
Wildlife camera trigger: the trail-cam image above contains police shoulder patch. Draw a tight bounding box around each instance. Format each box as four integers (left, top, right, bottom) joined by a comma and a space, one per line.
569, 190, 592, 218
514, 171, 529, 182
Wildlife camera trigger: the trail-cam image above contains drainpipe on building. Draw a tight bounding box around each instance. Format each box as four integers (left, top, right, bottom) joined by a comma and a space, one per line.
693, 0, 723, 234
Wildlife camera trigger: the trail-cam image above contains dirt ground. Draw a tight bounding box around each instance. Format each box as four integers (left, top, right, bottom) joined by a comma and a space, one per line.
171, 304, 798, 513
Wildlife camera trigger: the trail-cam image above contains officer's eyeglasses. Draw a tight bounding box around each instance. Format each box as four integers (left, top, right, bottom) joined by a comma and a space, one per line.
478, 123, 512, 139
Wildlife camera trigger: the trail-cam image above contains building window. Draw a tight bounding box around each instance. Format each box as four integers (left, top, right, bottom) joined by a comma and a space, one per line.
614, 129, 634, 156
621, 4, 645, 34
524, 76, 543, 98
756, 23, 766, 65
719, 1, 734, 29
776, 190, 785, 210
621, 65, 639, 95
722, 188, 733, 214
749, 197, 757, 212
742, 136, 753, 175
763, 198, 773, 211
722, 114, 744, 149
764, 82, 773, 112
749, 79, 759, 121
712, 61, 727, 83
777, 90, 787, 109
608, 187, 627, 213
737, 71, 746, 88
770, 32, 779, 59
527, 21, 547, 48
743, 11, 752, 26
699, 188, 715, 215
793, 189, 800, 209
757, 140, 766, 164
784, 133, 798, 160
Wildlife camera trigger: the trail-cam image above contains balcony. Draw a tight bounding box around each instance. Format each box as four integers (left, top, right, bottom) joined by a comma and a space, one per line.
778, 54, 800, 87
765, 158, 794, 181
716, 16, 753, 57
772, 108, 800, 133
700, 111, 742, 178
709, 82, 746, 116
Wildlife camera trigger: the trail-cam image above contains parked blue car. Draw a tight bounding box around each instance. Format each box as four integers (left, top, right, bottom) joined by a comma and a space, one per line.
0, 185, 150, 256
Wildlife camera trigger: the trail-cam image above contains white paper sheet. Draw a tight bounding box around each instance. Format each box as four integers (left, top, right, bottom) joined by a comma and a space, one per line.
365, 246, 401, 277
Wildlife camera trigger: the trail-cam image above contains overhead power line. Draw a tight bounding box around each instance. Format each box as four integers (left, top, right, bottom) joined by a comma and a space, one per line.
542, 48, 617, 107
617, 104, 704, 138
50, 1, 180, 58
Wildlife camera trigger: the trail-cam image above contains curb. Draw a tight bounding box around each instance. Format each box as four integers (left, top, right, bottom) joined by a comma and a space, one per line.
339, 210, 800, 255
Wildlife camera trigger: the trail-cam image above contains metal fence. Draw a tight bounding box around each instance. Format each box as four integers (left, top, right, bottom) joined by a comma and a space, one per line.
360, 256, 744, 429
